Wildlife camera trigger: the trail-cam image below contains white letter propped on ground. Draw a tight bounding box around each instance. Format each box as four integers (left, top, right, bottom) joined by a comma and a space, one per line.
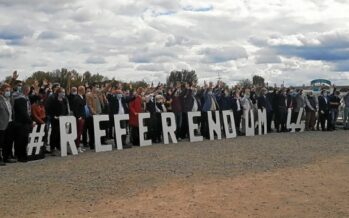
188, 111, 203, 142
94, 115, 112, 153
222, 110, 236, 139
257, 109, 267, 135
114, 114, 129, 150
287, 108, 305, 133
244, 110, 255, 137
161, 112, 177, 144
208, 111, 222, 140
59, 116, 78, 157
138, 113, 152, 147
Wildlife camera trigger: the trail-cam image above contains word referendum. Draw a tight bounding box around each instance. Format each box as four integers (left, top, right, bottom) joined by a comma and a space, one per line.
28, 108, 305, 157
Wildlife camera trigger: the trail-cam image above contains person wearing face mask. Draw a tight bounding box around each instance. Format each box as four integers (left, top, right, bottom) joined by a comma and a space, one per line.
1, 83, 17, 164
84, 86, 98, 149
12, 84, 32, 162
318, 90, 331, 131
241, 89, 254, 135
232, 90, 243, 135
0, 83, 13, 165
257, 88, 273, 133
293, 89, 305, 124
72, 86, 87, 153
67, 87, 78, 112
343, 91, 349, 130
48, 88, 69, 156
305, 92, 317, 131
201, 84, 219, 139
275, 89, 288, 132
169, 82, 183, 140
129, 87, 144, 146
107, 87, 134, 148
329, 90, 341, 130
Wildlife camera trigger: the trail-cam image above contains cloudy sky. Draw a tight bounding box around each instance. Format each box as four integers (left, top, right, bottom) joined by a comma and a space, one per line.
1, 0, 349, 86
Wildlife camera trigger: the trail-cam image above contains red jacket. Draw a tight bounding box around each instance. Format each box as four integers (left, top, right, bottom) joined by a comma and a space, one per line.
129, 96, 142, 127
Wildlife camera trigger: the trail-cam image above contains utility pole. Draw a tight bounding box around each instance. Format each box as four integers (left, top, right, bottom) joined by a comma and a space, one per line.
217, 72, 222, 81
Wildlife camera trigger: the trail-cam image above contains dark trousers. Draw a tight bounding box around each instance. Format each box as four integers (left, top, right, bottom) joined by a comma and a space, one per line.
148, 113, 161, 143
319, 110, 331, 131
233, 110, 242, 134
14, 123, 30, 161
3, 121, 15, 160
275, 107, 287, 131
267, 111, 273, 132
50, 118, 60, 151
180, 112, 189, 139
130, 126, 140, 146
83, 116, 94, 149
174, 112, 182, 138
0, 130, 5, 160
201, 112, 209, 139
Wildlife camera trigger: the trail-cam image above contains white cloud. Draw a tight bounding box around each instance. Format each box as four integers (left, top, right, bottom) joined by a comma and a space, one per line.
0, 0, 349, 85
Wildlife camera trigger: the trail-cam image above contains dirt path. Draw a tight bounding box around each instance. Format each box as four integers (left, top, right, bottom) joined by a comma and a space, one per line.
0, 131, 348, 217
40, 155, 349, 218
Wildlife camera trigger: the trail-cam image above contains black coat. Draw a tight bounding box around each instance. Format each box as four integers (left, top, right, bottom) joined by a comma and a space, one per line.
72, 95, 86, 119
318, 96, 329, 112
181, 89, 195, 112
107, 94, 132, 115
13, 96, 31, 125
257, 95, 272, 112
49, 95, 69, 117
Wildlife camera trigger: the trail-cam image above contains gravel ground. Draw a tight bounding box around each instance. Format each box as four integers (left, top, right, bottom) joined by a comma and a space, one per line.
0, 130, 348, 217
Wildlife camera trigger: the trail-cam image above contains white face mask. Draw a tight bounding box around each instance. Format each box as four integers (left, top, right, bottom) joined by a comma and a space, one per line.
4, 91, 11, 98
117, 94, 123, 99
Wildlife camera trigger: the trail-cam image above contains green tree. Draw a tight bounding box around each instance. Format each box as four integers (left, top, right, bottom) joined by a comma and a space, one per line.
252, 75, 265, 87
238, 79, 252, 88
166, 69, 198, 86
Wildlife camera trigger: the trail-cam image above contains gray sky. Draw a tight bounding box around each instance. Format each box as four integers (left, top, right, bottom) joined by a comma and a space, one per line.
0, 0, 349, 86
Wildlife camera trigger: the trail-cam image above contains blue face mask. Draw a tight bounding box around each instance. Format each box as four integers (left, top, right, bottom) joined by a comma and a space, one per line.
17, 86, 22, 93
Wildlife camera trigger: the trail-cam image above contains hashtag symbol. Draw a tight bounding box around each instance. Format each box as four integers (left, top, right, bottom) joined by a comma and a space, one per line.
27, 124, 46, 155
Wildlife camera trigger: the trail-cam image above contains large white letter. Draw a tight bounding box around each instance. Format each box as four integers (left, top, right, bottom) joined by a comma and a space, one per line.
59, 116, 78, 157
161, 112, 178, 144
257, 109, 267, 135
208, 111, 222, 140
94, 115, 112, 153
222, 110, 237, 139
244, 110, 255, 137
287, 108, 305, 133
114, 114, 129, 150
138, 113, 152, 147
188, 111, 203, 142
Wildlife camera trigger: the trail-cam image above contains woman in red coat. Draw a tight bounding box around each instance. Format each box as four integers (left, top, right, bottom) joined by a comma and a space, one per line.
129, 87, 144, 146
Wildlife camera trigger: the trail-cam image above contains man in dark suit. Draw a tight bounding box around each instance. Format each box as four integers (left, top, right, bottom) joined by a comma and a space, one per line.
318, 90, 331, 131
275, 89, 287, 132
258, 88, 273, 133
72, 86, 86, 152
180, 83, 195, 139
231, 91, 243, 136
107, 87, 133, 147
13, 85, 32, 162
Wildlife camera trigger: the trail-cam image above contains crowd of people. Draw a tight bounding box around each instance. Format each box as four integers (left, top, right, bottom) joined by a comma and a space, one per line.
1, 73, 349, 166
